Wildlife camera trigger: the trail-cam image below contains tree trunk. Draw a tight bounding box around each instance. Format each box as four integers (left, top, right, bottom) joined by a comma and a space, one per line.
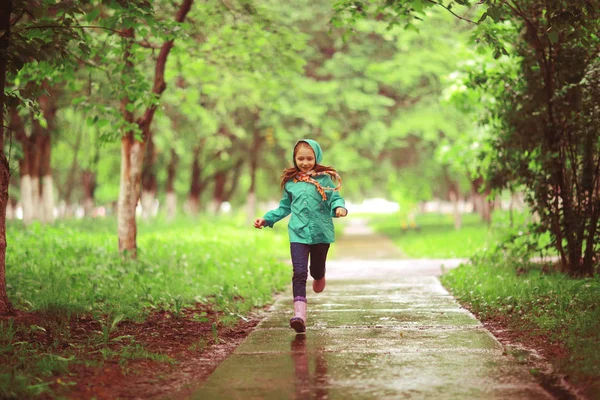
246, 127, 262, 224
212, 171, 227, 213
188, 148, 202, 216
0, 0, 15, 315
247, 173, 257, 224
165, 148, 178, 221
471, 177, 491, 225
141, 133, 157, 219
81, 170, 96, 217
29, 121, 42, 221
223, 159, 243, 203
39, 132, 54, 223
117, 134, 144, 255
38, 81, 57, 223
448, 186, 461, 231
444, 168, 461, 230
62, 130, 83, 214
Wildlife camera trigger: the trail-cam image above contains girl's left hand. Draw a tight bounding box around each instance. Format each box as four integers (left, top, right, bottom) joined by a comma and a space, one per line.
335, 208, 348, 217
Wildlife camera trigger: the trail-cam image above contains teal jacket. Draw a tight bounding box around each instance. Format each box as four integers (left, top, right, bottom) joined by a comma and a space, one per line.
263, 139, 346, 244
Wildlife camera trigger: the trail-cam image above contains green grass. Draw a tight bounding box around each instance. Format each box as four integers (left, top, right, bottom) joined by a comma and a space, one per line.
1, 214, 291, 398
369, 211, 536, 258
6, 215, 290, 319
441, 261, 600, 393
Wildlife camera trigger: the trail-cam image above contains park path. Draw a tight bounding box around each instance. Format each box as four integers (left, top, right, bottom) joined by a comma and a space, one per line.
191, 218, 555, 399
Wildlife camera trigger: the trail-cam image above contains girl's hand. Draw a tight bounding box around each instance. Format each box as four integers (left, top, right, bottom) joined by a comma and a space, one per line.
254, 218, 266, 229
335, 208, 348, 217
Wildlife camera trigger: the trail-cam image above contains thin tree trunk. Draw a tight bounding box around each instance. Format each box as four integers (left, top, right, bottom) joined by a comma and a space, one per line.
188, 147, 202, 216
212, 171, 227, 213
63, 130, 83, 215
141, 133, 157, 219
81, 170, 96, 217
223, 159, 243, 203
481, 195, 492, 226
0, 0, 15, 315
39, 133, 54, 223
38, 81, 57, 223
165, 148, 178, 221
444, 169, 461, 230
30, 120, 42, 221
449, 187, 461, 231
247, 127, 262, 224
471, 176, 492, 225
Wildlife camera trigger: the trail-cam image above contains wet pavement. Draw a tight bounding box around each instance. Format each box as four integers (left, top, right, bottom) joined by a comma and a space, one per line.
192, 218, 555, 399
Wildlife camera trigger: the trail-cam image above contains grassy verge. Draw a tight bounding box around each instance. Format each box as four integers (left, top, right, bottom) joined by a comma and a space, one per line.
369, 211, 541, 258
441, 261, 600, 396
1, 215, 290, 398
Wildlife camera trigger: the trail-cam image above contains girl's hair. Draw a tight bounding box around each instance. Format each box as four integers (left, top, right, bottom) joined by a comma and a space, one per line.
280, 142, 338, 189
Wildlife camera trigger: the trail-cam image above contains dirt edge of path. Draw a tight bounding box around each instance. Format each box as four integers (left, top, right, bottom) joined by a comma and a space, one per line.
465, 308, 595, 400
1, 303, 271, 400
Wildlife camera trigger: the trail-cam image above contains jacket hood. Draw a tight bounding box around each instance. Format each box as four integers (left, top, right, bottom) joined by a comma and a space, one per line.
293, 139, 323, 167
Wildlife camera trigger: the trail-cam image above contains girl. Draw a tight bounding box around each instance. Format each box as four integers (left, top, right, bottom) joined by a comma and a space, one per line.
254, 139, 348, 333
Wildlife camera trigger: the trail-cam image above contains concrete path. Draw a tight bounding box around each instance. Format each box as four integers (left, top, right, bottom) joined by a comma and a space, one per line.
192, 219, 554, 399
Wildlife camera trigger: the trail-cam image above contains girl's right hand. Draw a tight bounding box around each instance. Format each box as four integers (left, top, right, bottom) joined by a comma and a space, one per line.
253, 218, 266, 229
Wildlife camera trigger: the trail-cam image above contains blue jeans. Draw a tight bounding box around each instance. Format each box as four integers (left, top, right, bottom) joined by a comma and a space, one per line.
290, 242, 330, 300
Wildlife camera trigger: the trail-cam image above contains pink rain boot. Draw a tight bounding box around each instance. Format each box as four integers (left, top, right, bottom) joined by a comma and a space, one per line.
290, 298, 307, 333
313, 277, 326, 293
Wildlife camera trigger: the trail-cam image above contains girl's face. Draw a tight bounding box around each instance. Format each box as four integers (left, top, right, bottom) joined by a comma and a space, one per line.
295, 144, 316, 173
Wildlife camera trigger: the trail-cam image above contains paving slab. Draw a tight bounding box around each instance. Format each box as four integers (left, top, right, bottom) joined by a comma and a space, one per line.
192, 221, 555, 399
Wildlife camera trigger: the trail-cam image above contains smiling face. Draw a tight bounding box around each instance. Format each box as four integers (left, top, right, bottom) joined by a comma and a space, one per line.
295, 143, 316, 173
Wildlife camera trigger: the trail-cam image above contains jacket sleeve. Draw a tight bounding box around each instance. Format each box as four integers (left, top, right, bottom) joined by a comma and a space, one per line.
324, 176, 347, 217
263, 189, 292, 227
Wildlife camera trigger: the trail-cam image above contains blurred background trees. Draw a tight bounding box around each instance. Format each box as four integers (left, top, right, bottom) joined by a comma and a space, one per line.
1, 0, 598, 284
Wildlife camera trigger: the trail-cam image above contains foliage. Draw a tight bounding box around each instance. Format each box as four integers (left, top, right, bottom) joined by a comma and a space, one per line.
18, 0, 482, 215
466, 2, 600, 276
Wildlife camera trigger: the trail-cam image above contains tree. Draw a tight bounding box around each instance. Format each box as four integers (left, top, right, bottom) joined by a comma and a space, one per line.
479, 1, 600, 275
113, 0, 192, 256
0, 0, 14, 315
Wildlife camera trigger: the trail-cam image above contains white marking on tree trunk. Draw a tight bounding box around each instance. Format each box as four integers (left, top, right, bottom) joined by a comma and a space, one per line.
166, 192, 177, 221
83, 198, 95, 217
31, 176, 41, 221
6, 202, 14, 220
246, 192, 256, 225
41, 175, 55, 223
140, 190, 155, 219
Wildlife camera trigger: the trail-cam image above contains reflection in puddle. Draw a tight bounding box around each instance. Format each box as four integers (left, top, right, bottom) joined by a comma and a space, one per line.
291, 335, 329, 399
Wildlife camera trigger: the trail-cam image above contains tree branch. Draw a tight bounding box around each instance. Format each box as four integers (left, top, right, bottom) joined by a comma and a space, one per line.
13, 24, 123, 34
505, 0, 548, 68
136, 39, 161, 49
219, 0, 238, 19
426, 0, 478, 25
9, 11, 27, 26
137, 0, 193, 130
